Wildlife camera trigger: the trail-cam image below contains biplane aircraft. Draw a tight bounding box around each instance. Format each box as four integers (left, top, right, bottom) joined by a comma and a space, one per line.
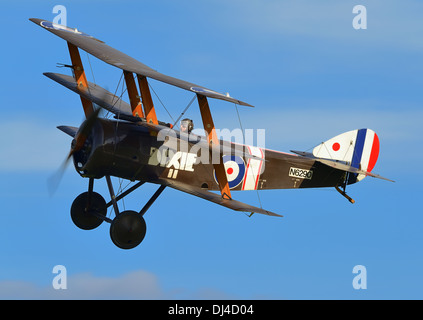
31, 18, 392, 249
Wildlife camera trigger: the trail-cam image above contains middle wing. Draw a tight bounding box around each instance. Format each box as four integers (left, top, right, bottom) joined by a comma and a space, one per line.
44, 72, 265, 162
44, 72, 133, 117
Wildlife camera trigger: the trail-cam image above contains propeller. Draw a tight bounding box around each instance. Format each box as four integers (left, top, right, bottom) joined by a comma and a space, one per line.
48, 107, 101, 196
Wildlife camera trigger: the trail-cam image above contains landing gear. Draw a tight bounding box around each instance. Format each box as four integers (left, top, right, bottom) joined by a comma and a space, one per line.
110, 211, 146, 250
69, 177, 165, 250
70, 191, 107, 230
335, 185, 355, 204
335, 173, 355, 204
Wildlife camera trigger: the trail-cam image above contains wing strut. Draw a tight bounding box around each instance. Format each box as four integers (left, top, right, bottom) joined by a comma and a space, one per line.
123, 71, 144, 118
67, 42, 94, 117
137, 75, 158, 125
197, 94, 231, 200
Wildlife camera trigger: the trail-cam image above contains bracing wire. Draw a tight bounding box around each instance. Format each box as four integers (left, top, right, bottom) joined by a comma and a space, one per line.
173, 94, 197, 128
86, 53, 96, 85
148, 82, 175, 123
145, 79, 198, 128
234, 103, 264, 211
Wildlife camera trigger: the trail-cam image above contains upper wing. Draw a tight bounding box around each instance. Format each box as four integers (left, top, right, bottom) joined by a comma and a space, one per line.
160, 179, 283, 217
30, 18, 253, 107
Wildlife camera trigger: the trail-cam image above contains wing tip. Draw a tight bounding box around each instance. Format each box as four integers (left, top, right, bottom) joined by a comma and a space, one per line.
264, 211, 284, 218
29, 18, 44, 26
57, 125, 78, 138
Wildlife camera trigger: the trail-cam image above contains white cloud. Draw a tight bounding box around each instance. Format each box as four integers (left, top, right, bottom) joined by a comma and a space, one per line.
0, 270, 239, 300
3, 100, 416, 176
0, 120, 70, 172
213, 102, 423, 146
210, 102, 421, 177
62, 270, 163, 299
220, 0, 423, 51
0, 270, 161, 300
263, 108, 423, 147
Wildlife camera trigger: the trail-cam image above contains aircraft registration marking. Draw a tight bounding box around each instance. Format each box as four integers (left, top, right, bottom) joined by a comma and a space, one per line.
289, 167, 313, 180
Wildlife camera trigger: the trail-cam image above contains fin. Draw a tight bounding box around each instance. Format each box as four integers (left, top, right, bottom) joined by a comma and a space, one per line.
291, 128, 394, 183
310, 129, 383, 183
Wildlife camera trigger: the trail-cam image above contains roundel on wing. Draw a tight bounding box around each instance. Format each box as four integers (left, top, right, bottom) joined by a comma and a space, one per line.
213, 155, 245, 189
40, 21, 91, 37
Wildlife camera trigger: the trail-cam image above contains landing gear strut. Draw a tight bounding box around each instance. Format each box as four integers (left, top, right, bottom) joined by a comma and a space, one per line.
70, 177, 166, 249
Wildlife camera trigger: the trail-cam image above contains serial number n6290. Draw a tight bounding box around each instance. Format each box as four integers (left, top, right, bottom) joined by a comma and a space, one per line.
289, 167, 313, 180
212, 304, 254, 316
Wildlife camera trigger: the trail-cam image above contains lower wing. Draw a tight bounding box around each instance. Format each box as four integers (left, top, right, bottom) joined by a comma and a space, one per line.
159, 179, 283, 218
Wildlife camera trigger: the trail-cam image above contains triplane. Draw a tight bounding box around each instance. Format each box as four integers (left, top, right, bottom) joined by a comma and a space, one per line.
31, 18, 392, 249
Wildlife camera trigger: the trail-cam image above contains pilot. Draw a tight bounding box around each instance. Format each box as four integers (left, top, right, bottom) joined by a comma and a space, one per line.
180, 118, 194, 134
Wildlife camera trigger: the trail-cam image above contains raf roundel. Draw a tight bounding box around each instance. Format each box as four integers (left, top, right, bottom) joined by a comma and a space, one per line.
214, 155, 245, 189
40, 20, 92, 37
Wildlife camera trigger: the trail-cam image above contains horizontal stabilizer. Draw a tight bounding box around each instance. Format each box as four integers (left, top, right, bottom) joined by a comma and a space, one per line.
31, 18, 253, 107
291, 150, 394, 182
160, 179, 283, 217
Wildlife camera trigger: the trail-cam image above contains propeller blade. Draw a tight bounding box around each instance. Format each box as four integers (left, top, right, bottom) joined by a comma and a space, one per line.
48, 107, 101, 196
47, 153, 73, 196
73, 107, 101, 153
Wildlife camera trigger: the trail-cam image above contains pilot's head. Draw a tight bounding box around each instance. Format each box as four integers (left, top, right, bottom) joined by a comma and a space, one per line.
180, 118, 194, 133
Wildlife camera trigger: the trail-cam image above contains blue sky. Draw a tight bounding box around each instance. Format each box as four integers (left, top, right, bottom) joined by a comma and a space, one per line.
0, 0, 422, 299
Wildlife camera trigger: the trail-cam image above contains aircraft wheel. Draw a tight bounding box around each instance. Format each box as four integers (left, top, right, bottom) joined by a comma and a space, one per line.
110, 211, 146, 250
70, 192, 107, 230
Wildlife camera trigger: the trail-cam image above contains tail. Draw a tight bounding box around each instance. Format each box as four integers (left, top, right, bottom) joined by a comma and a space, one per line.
312, 129, 380, 183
